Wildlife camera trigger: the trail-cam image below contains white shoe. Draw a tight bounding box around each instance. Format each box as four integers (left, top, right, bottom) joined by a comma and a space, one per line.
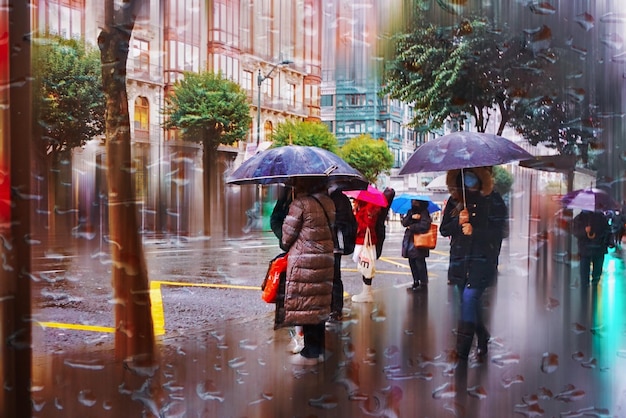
351, 284, 373, 303
289, 353, 319, 366
287, 334, 304, 354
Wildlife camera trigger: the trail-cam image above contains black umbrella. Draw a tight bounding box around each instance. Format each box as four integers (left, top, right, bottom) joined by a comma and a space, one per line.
398, 131, 534, 175
225, 145, 368, 190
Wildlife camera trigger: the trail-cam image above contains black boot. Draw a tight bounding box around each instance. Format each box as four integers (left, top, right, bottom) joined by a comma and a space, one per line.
475, 324, 490, 362
455, 321, 476, 361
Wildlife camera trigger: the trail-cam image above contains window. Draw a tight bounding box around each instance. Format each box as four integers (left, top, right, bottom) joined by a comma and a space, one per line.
321, 95, 334, 107
286, 83, 295, 106
134, 97, 149, 131
242, 70, 253, 91
46, 1, 83, 39
132, 39, 150, 73
347, 94, 366, 106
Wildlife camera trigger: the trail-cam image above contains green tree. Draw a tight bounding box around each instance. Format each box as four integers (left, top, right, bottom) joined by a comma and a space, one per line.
34, 36, 105, 161
162, 71, 252, 235
33, 35, 106, 242
340, 134, 394, 184
492, 165, 513, 197
272, 119, 339, 153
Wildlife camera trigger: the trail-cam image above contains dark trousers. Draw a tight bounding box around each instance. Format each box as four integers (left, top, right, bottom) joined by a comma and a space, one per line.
580, 252, 606, 283
331, 253, 343, 314
301, 323, 325, 359
408, 257, 428, 285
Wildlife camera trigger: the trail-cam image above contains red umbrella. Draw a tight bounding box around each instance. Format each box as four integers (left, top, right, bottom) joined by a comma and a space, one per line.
344, 185, 388, 207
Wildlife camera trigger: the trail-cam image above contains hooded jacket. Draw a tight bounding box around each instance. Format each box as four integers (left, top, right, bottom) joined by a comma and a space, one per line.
439, 167, 508, 288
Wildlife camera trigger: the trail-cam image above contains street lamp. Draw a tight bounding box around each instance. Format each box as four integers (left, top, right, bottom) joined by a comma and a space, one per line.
256, 59, 293, 146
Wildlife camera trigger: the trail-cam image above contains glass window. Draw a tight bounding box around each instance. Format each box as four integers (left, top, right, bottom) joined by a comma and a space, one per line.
134, 97, 149, 131
321, 95, 333, 107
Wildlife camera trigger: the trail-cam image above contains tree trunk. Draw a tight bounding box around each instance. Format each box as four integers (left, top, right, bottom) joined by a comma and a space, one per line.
99, 0, 154, 365
203, 143, 216, 237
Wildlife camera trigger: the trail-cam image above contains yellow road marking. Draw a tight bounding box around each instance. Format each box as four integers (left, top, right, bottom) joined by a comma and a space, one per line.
37, 322, 115, 333
41, 254, 449, 336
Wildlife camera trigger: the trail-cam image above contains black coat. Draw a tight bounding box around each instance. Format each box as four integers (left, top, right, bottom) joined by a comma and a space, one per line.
572, 211, 610, 257
439, 190, 508, 288
401, 206, 432, 259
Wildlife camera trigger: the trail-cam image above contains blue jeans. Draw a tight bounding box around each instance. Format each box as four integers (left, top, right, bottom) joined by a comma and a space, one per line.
459, 286, 485, 325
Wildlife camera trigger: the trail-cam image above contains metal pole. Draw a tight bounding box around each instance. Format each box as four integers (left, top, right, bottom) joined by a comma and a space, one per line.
256, 69, 262, 147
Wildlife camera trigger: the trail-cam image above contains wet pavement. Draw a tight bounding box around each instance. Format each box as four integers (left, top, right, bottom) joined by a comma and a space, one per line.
29, 224, 626, 418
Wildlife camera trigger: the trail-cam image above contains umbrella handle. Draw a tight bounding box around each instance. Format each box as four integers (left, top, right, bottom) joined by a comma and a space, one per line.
461, 168, 467, 209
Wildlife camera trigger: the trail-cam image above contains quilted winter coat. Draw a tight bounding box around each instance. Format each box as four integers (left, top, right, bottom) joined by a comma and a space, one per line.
439, 167, 508, 289
277, 191, 335, 327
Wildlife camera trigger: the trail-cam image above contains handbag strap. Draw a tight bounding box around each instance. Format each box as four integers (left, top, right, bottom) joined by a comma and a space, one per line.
311, 195, 338, 249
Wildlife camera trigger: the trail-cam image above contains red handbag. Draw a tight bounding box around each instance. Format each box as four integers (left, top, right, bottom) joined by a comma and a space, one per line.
413, 224, 438, 249
261, 253, 288, 303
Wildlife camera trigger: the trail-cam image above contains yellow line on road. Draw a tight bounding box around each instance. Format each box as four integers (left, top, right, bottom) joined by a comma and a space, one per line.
37, 322, 115, 333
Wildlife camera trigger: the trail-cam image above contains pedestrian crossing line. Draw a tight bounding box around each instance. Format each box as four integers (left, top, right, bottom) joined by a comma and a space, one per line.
342, 268, 412, 275
37, 322, 115, 333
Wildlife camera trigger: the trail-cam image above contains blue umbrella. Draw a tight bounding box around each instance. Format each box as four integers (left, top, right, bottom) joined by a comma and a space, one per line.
391, 194, 441, 214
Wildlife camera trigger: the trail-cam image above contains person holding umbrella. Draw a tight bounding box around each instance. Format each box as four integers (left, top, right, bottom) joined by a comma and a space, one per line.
572, 210, 610, 285
440, 167, 508, 362
278, 176, 336, 365
401, 199, 433, 292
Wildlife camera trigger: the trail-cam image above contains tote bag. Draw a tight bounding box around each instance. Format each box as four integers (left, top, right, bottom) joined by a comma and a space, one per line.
413, 224, 438, 249
357, 228, 376, 279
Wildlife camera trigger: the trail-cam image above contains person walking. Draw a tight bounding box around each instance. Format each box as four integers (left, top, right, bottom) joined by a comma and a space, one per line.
277, 177, 335, 365
328, 185, 357, 322
572, 209, 610, 285
351, 200, 381, 303
402, 199, 433, 292
439, 167, 508, 362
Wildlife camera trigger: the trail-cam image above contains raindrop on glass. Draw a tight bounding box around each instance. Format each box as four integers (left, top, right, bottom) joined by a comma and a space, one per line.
574, 12, 595, 31
227, 356, 246, 369
77, 389, 97, 407
432, 382, 456, 399
540, 352, 559, 373
467, 385, 487, 399
501, 374, 524, 388
545, 297, 560, 311
571, 323, 586, 334
308, 394, 338, 409
196, 380, 225, 402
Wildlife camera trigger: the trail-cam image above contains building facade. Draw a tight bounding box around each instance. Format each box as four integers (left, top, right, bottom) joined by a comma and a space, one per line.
33, 0, 322, 239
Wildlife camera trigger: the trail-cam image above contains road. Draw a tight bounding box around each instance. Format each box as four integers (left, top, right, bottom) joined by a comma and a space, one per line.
33, 219, 453, 351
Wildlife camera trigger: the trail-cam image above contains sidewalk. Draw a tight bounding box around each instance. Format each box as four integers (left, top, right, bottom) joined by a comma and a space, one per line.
30, 238, 626, 417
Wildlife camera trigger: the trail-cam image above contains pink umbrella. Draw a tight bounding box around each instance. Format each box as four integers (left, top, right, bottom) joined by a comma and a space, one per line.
344, 185, 389, 207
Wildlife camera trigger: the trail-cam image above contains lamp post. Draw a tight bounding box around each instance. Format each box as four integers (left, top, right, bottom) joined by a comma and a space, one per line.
256, 59, 293, 147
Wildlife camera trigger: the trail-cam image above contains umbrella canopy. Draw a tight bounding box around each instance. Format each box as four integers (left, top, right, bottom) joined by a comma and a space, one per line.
398, 131, 534, 174
390, 194, 441, 214
561, 188, 619, 212
225, 145, 367, 190
344, 185, 388, 207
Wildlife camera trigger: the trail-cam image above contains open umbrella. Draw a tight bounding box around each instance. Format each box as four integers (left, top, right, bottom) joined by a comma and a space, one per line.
390, 194, 441, 214
398, 131, 534, 174
561, 188, 619, 212
344, 185, 388, 207
225, 145, 367, 190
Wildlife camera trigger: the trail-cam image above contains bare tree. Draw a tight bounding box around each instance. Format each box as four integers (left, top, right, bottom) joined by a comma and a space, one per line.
98, 0, 154, 364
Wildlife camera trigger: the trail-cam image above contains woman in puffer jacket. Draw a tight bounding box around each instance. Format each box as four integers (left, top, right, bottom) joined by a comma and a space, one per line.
439, 167, 508, 362
278, 177, 335, 366
401, 199, 433, 292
